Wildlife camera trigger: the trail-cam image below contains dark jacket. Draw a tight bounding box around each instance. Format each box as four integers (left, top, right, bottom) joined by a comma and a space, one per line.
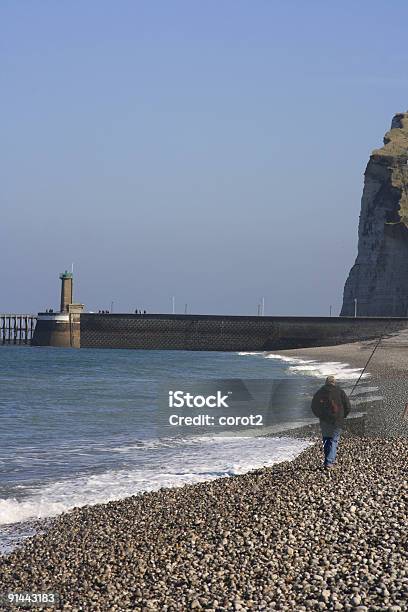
311, 383, 351, 429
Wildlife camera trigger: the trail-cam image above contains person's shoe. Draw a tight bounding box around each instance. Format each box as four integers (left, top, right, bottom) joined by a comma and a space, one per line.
324, 464, 335, 470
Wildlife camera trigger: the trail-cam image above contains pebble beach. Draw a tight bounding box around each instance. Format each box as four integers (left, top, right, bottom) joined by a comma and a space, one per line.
1, 436, 407, 611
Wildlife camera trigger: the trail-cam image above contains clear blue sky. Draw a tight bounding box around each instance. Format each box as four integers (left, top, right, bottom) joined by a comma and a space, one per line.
2, 1, 408, 315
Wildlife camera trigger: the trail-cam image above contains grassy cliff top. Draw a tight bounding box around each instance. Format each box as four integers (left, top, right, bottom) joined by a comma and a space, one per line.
369, 112, 408, 227
372, 111, 408, 158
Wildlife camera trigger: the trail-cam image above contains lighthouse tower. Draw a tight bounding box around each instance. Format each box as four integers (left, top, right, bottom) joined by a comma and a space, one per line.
59, 271, 73, 313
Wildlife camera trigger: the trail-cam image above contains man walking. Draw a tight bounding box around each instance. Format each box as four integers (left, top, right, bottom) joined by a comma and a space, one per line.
311, 375, 351, 469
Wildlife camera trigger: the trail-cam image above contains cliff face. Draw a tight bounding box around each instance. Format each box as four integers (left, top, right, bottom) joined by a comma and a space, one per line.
341, 112, 408, 316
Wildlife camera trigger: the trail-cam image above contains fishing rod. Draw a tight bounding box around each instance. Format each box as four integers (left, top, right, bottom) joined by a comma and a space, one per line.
349, 333, 384, 397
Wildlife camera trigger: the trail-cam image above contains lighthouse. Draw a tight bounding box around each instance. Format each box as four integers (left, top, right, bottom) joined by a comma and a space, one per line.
59, 271, 73, 313
32, 272, 84, 347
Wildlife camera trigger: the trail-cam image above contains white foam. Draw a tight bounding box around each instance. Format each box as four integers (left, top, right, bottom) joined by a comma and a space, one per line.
263, 354, 306, 363
237, 352, 382, 406
0, 437, 311, 526
237, 351, 369, 380
262, 354, 369, 381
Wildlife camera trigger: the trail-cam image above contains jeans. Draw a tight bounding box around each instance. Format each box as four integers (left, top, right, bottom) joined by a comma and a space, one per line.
322, 428, 341, 466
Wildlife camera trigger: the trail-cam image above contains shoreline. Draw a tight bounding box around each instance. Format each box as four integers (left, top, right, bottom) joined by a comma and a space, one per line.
0, 342, 393, 546
0, 435, 310, 545
1, 436, 406, 610
269, 329, 408, 379
0, 345, 364, 549
1, 340, 407, 609
270, 333, 408, 438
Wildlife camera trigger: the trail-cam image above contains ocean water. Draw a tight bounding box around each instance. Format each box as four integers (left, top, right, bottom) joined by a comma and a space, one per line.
0, 346, 376, 553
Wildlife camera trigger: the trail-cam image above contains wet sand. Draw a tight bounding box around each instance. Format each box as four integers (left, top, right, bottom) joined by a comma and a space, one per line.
272, 333, 408, 379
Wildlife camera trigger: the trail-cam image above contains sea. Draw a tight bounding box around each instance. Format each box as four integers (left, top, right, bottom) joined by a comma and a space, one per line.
0, 346, 378, 553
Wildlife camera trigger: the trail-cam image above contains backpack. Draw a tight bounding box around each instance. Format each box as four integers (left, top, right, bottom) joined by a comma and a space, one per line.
315, 387, 342, 421
330, 398, 341, 415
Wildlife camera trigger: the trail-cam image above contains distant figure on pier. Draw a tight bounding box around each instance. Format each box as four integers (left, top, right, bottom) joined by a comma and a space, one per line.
311, 376, 351, 470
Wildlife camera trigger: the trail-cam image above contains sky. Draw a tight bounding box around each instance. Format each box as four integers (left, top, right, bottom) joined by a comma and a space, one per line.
2, 1, 408, 315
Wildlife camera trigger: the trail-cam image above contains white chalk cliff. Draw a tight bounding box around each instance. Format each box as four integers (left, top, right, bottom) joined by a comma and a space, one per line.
341, 112, 408, 316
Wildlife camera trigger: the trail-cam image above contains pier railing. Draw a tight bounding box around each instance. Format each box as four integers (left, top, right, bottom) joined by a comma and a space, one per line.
0, 314, 37, 345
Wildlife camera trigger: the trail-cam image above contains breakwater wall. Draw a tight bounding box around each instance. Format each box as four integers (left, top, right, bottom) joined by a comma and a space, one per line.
33, 313, 408, 350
